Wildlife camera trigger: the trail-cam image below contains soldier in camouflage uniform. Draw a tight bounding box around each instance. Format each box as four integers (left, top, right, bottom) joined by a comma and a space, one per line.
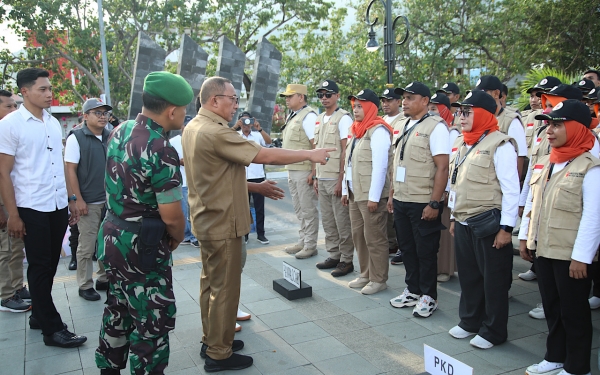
95, 72, 192, 375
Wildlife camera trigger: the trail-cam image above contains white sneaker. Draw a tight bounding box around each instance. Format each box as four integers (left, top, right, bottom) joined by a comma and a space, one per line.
519, 270, 537, 281
437, 273, 451, 282
348, 277, 369, 288
589, 296, 600, 310
525, 360, 564, 375
448, 325, 477, 339
470, 335, 493, 349
235, 323, 241, 332
361, 282, 387, 295
389, 288, 420, 308
236, 308, 251, 321
413, 295, 437, 318
529, 303, 545, 319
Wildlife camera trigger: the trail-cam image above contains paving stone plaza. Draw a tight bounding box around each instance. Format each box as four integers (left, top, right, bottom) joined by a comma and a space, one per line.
3, 176, 600, 375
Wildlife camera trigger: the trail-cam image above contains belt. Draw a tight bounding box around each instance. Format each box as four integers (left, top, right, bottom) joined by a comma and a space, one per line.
105, 211, 142, 233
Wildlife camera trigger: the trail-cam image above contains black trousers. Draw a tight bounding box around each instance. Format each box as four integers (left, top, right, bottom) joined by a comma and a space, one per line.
69, 223, 79, 255
591, 262, 600, 297
248, 178, 265, 236
536, 256, 592, 374
19, 207, 68, 335
454, 223, 512, 345
393, 200, 443, 299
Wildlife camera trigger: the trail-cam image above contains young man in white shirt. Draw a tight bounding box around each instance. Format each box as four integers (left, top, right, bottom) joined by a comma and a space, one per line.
64, 98, 111, 302
170, 116, 199, 248
233, 111, 272, 244
0, 89, 30, 313
0, 68, 86, 347
380, 88, 404, 263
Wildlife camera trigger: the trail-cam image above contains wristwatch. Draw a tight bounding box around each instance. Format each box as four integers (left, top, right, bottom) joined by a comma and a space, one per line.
68, 194, 77, 202
428, 200, 440, 209
500, 225, 513, 233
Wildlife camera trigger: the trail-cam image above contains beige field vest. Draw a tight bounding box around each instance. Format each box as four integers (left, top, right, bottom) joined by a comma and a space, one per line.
344, 124, 392, 202
314, 108, 350, 179
449, 131, 516, 222
282, 106, 317, 170
392, 115, 443, 203
497, 107, 521, 135
527, 153, 600, 259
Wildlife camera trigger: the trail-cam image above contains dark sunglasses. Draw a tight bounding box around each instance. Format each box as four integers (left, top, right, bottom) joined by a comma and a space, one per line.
317, 93, 335, 99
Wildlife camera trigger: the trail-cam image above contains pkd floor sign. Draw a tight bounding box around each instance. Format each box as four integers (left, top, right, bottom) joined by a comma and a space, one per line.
424, 345, 473, 375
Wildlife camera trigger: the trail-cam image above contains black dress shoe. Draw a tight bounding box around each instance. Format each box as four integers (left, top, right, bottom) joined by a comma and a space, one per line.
204, 353, 253, 372
200, 340, 244, 359
29, 316, 68, 330
79, 288, 101, 301
68, 258, 77, 270
96, 281, 109, 291
43, 329, 87, 348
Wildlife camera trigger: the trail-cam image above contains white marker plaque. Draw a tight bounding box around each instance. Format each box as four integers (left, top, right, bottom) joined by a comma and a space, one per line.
282, 261, 301, 289
424, 344, 473, 375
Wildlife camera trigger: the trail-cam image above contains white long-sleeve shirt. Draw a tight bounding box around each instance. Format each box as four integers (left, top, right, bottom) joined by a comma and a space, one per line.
519, 163, 600, 264
454, 142, 520, 227
507, 118, 527, 157
342, 127, 391, 202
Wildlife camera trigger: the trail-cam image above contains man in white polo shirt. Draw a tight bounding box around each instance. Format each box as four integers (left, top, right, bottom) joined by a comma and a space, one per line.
0, 68, 86, 347
234, 111, 272, 244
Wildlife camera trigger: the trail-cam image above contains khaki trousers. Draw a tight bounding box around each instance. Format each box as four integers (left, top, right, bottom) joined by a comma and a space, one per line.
0, 226, 25, 300
349, 195, 389, 283
387, 212, 398, 249
288, 170, 319, 249
318, 179, 354, 262
76, 203, 107, 289
200, 237, 242, 360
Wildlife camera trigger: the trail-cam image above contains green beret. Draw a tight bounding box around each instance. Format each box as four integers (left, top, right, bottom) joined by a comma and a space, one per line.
143, 71, 194, 107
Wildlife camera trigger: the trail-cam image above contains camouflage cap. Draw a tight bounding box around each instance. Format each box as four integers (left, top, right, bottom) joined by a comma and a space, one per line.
143, 71, 194, 107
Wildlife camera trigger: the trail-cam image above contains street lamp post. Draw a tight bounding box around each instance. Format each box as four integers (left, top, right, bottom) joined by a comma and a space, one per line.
365, 0, 409, 88
98, 0, 111, 105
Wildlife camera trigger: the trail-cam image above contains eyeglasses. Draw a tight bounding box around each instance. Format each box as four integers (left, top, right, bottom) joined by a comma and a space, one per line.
215, 94, 239, 104
457, 109, 472, 118
88, 111, 111, 117
317, 93, 335, 99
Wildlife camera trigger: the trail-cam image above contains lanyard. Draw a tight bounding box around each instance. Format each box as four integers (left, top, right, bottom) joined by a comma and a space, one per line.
542, 159, 574, 196
394, 114, 431, 160
281, 105, 308, 132
450, 130, 490, 185
348, 137, 358, 165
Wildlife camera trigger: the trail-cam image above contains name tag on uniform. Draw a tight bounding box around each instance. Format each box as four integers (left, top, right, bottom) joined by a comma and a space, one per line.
396, 166, 406, 182
346, 167, 352, 181
448, 190, 456, 210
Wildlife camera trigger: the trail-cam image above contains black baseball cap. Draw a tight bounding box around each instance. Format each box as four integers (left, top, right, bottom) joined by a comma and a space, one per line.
574, 79, 595, 94
584, 87, 600, 101
474, 75, 503, 92
437, 82, 460, 95
238, 111, 252, 119
430, 93, 451, 110
526, 76, 562, 93
535, 99, 592, 128
395, 81, 431, 98
348, 89, 380, 107
379, 88, 402, 100
451, 90, 497, 115
537, 84, 583, 100
316, 80, 339, 93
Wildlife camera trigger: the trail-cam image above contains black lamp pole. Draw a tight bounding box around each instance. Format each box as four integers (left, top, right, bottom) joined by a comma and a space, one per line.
365, 0, 409, 87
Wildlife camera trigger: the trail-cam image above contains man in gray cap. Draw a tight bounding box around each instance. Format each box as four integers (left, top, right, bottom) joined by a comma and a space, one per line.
64, 98, 112, 301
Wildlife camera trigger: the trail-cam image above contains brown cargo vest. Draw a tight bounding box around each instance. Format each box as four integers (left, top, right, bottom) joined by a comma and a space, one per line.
282, 106, 317, 170
314, 108, 350, 179
344, 124, 392, 202
449, 131, 516, 222
392, 115, 443, 203
497, 107, 522, 135
527, 153, 600, 259
385, 113, 407, 145
524, 110, 543, 157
